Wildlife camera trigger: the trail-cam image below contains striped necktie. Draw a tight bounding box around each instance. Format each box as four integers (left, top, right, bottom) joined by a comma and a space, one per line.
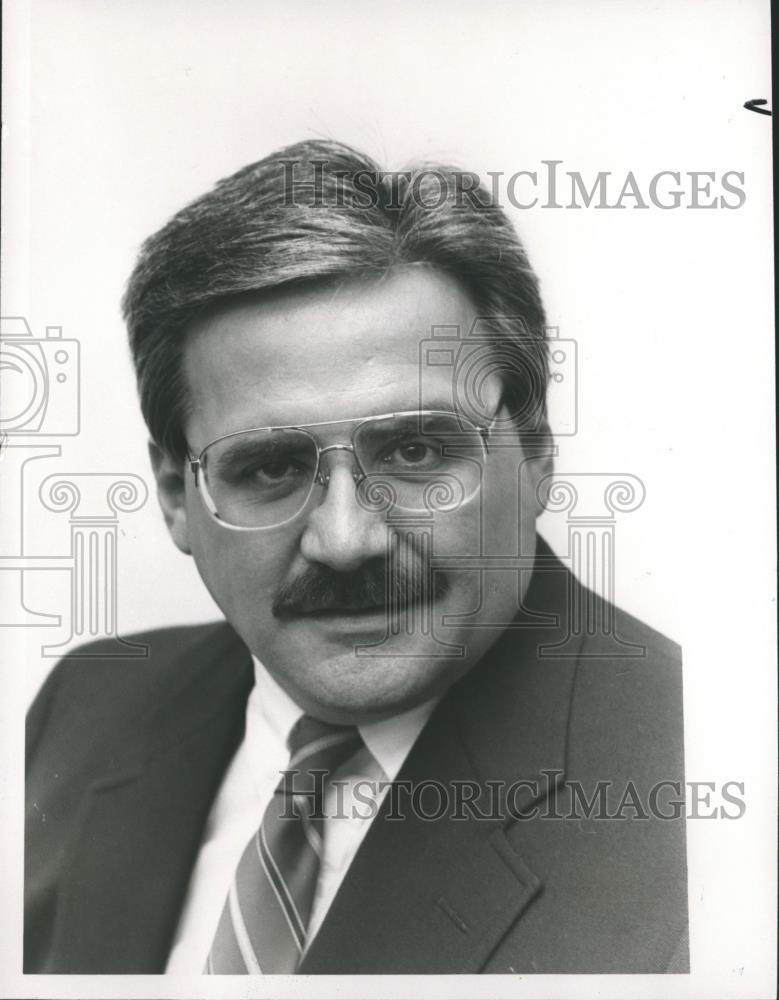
206, 715, 363, 974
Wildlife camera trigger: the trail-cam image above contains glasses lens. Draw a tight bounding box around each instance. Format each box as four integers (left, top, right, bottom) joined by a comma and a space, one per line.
201, 429, 318, 528
353, 412, 485, 513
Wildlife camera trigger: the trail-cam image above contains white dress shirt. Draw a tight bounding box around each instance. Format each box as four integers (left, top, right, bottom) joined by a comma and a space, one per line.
166, 657, 436, 973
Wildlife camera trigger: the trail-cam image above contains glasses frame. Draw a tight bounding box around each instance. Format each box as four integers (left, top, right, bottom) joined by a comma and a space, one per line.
186, 408, 497, 532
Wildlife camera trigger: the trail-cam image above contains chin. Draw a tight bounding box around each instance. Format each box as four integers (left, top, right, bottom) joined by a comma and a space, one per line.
276, 649, 468, 725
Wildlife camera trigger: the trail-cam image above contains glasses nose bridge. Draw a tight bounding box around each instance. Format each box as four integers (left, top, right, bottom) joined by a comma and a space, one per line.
315, 441, 365, 487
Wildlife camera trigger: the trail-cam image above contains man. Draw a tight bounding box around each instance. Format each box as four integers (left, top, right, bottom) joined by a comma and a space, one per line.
24, 141, 688, 974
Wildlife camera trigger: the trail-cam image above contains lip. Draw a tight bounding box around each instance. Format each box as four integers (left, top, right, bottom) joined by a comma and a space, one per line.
303, 606, 388, 620
299, 607, 391, 633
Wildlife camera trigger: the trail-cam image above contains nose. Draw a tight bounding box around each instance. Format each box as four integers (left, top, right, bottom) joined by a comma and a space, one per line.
299, 452, 385, 571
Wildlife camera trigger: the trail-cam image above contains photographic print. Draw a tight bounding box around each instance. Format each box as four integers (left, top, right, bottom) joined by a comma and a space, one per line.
1, 2, 774, 998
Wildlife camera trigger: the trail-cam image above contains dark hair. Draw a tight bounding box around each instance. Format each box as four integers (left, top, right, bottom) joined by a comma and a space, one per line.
122, 140, 548, 459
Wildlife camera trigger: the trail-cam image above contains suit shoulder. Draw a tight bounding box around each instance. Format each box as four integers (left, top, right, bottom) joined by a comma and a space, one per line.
573, 583, 681, 668
39, 621, 229, 684
26, 621, 237, 748
573, 591, 684, 705
54, 621, 227, 664
568, 591, 685, 781
612, 602, 681, 666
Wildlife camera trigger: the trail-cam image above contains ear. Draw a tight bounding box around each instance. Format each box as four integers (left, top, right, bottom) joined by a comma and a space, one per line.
149, 441, 192, 554
525, 433, 555, 519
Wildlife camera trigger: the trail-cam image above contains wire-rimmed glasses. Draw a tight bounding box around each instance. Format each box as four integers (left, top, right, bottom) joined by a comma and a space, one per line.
186, 409, 495, 531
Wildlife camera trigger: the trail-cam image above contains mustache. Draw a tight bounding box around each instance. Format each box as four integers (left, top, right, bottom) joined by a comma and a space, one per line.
273, 558, 449, 619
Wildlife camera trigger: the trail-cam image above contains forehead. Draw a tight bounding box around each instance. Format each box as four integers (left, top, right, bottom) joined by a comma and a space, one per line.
182, 266, 488, 442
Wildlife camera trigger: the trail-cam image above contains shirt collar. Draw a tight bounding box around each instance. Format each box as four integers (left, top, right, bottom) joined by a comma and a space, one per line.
250, 656, 437, 781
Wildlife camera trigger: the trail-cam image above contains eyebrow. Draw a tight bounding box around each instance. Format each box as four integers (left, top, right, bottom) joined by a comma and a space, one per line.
211, 434, 306, 465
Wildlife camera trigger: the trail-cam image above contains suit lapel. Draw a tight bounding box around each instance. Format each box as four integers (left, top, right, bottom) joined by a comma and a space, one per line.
302, 544, 581, 973
299, 707, 545, 974
47, 625, 253, 973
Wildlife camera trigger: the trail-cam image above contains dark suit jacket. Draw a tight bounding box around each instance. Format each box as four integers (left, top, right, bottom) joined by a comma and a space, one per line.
24, 539, 688, 974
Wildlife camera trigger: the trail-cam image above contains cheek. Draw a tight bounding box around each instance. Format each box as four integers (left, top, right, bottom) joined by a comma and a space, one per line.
184, 494, 296, 617
489, 451, 542, 538
431, 459, 538, 614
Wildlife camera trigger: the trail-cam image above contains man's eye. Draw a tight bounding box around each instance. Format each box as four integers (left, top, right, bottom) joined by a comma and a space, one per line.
222, 454, 309, 486
254, 460, 298, 481
245, 458, 311, 485
381, 439, 442, 469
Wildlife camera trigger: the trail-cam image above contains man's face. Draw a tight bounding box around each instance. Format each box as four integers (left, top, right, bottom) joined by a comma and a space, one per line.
155, 266, 548, 723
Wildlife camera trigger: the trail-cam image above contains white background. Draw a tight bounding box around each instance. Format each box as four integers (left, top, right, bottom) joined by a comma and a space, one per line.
1, 1, 775, 998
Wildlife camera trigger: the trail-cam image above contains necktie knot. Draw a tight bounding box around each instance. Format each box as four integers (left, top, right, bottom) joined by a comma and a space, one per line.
285, 714, 362, 778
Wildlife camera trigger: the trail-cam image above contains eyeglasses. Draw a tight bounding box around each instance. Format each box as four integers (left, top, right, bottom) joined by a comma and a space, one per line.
187, 409, 495, 531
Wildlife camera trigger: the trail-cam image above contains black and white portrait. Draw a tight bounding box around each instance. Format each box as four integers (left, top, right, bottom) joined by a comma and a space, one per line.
1, 2, 774, 998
